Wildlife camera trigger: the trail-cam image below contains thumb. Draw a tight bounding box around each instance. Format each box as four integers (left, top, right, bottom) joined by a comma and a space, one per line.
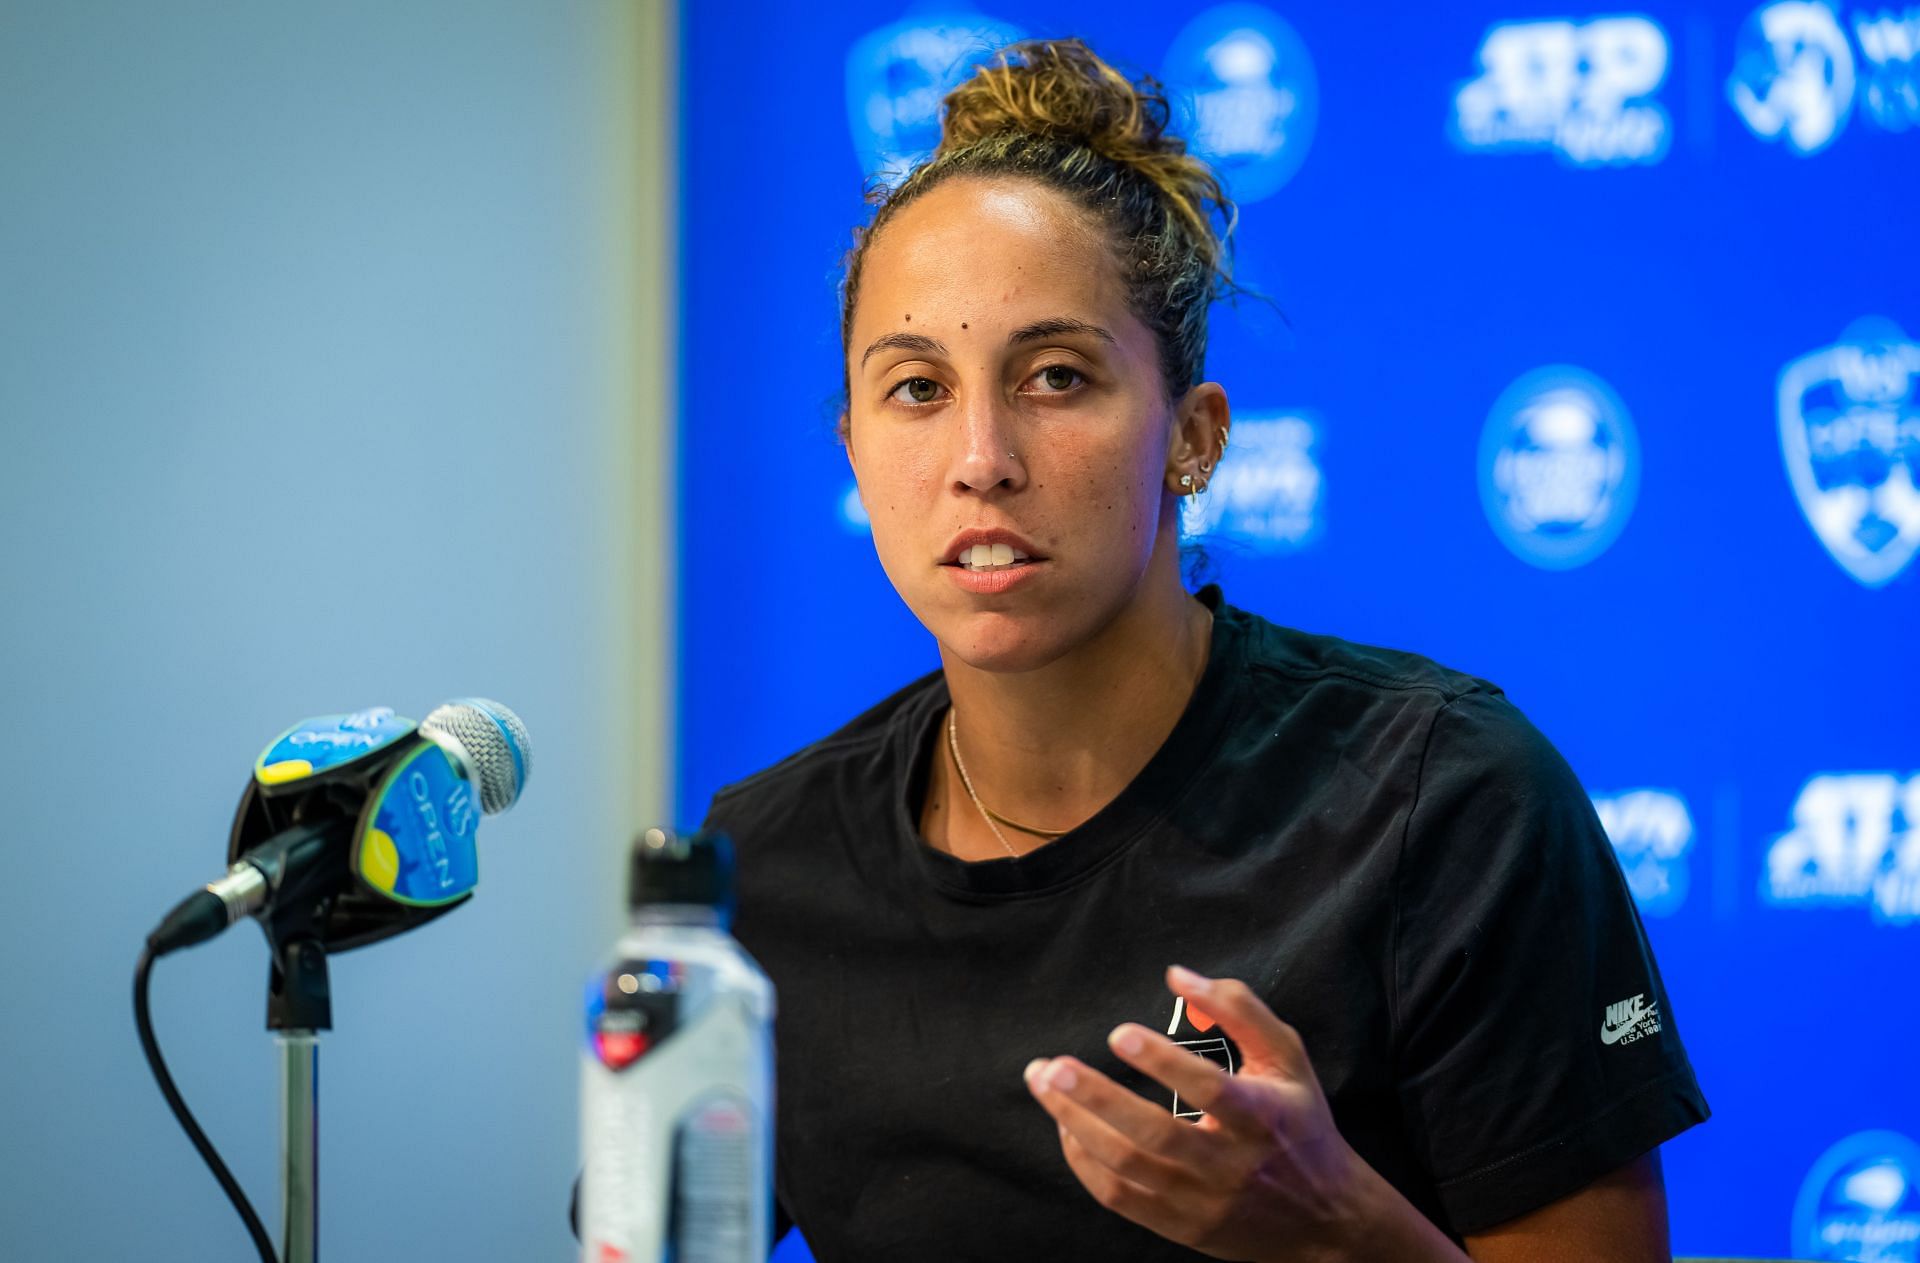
1167, 965, 1315, 1083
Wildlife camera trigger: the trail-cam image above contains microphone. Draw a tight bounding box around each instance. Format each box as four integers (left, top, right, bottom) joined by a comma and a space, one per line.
147, 699, 530, 957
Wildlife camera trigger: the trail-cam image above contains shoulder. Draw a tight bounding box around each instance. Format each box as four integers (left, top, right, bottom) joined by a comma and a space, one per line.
1214, 595, 1577, 805
703, 668, 943, 825
1218, 595, 1503, 722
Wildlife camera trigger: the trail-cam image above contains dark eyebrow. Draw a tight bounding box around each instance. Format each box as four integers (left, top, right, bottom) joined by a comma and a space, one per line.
860, 332, 948, 368
1008, 318, 1116, 347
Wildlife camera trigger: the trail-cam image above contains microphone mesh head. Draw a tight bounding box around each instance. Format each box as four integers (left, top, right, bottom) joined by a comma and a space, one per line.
421, 698, 530, 815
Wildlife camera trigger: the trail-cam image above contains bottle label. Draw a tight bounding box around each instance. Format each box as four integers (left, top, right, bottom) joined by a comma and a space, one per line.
670, 1093, 758, 1263
585, 959, 688, 1071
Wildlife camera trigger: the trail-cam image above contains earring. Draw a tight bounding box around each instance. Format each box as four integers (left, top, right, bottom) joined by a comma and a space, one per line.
1218, 427, 1230, 450
1198, 459, 1213, 474
1178, 473, 1194, 489
1195, 478, 1210, 495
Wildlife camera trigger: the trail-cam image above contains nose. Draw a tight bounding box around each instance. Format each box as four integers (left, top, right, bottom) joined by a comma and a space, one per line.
948, 387, 1026, 494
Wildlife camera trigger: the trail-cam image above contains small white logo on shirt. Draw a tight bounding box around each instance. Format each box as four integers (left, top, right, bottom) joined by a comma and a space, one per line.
1600, 993, 1662, 1046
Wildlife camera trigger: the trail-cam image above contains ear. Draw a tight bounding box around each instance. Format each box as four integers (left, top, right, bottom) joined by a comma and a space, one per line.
1163, 383, 1231, 495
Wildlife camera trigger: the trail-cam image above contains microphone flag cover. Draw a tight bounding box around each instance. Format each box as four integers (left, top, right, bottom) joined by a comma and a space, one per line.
350, 742, 482, 907
253, 707, 418, 790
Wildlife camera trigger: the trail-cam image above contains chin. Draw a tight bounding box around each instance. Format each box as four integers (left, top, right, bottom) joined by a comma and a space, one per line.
925, 602, 1085, 674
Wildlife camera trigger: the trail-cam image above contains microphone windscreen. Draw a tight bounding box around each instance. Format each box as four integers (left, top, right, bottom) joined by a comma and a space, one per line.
421, 699, 530, 815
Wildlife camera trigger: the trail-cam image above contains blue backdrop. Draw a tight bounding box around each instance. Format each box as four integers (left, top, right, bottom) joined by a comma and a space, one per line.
677, 3, 1920, 1257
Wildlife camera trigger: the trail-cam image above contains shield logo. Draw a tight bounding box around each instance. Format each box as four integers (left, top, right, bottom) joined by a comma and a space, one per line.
1778, 317, 1920, 588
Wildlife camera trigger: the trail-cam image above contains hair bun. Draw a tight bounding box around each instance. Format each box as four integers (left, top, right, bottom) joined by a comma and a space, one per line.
935, 39, 1228, 262
939, 39, 1174, 165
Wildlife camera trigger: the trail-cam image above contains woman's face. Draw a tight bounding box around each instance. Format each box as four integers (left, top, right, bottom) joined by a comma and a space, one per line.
844, 177, 1195, 672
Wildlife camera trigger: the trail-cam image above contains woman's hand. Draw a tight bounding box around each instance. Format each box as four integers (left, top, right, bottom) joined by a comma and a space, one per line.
1023, 965, 1467, 1263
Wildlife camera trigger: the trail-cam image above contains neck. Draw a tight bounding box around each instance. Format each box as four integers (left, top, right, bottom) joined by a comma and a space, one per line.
933, 538, 1212, 847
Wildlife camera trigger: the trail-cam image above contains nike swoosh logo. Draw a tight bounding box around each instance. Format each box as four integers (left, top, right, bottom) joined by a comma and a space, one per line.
1600, 1005, 1656, 1045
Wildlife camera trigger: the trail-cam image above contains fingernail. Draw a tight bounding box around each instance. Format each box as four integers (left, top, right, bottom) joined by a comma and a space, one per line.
1169, 964, 1212, 994
1047, 1062, 1078, 1093
1109, 1025, 1143, 1055
1023, 1057, 1048, 1087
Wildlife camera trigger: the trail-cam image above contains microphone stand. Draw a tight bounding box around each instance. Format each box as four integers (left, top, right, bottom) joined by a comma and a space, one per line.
265, 907, 330, 1263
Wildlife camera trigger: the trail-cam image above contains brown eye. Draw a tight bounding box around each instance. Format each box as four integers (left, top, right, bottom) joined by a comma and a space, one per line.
891, 377, 941, 404
1038, 365, 1080, 391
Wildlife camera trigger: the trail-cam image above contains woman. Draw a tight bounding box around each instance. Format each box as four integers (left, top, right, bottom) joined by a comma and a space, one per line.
709, 39, 1707, 1262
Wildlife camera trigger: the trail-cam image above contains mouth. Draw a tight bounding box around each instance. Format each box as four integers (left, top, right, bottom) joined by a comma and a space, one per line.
944, 542, 1039, 574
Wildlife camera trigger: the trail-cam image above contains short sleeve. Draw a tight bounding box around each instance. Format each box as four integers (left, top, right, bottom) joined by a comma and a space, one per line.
1391, 690, 1709, 1234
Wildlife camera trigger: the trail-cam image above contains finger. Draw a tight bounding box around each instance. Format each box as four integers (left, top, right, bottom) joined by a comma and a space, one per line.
1105, 1023, 1260, 1132
1055, 1119, 1193, 1244
1023, 1057, 1202, 1187
1167, 965, 1315, 1082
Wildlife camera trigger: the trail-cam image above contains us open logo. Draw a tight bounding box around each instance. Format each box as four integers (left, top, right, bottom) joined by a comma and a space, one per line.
1477, 365, 1640, 570
1729, 1, 1920, 155
1778, 317, 1920, 589
844, 9, 1024, 188
1162, 4, 1319, 204
1794, 1131, 1920, 1260
1764, 773, 1920, 925
1450, 15, 1672, 166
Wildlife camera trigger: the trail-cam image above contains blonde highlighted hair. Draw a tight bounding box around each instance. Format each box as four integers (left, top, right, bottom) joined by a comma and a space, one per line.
840, 38, 1237, 400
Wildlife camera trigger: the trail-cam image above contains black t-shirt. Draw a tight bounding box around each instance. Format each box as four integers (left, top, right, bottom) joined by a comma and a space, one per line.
705, 588, 1708, 1259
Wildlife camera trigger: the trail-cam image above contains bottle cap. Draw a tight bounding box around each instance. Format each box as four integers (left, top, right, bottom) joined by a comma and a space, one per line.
628, 827, 735, 913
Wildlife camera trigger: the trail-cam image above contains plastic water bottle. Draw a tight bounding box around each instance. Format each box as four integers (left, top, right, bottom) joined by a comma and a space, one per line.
578, 828, 775, 1263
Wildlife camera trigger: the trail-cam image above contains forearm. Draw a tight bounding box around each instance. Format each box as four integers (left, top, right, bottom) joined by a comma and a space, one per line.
1278, 1154, 1470, 1263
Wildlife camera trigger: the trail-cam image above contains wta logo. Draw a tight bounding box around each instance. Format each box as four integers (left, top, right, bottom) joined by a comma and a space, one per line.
1778, 317, 1920, 588
1478, 365, 1641, 569
1763, 773, 1920, 924
1729, 1, 1920, 155
1795, 1131, 1920, 1260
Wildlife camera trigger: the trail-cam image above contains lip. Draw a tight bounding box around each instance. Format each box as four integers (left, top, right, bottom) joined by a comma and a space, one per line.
939, 528, 1047, 566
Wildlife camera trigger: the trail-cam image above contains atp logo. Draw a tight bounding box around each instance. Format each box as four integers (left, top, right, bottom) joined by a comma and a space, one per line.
1592, 790, 1695, 917
844, 8, 1024, 187
1162, 4, 1318, 203
1794, 1131, 1920, 1260
1477, 365, 1641, 569
1180, 412, 1324, 554
1449, 15, 1672, 165
1763, 773, 1920, 924
1778, 317, 1920, 588
1729, 2, 1920, 154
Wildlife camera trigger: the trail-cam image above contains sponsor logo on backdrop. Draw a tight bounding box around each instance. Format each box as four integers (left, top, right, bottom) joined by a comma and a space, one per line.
1449, 15, 1672, 165
845, 9, 1024, 187
1764, 773, 1920, 924
1729, 2, 1920, 154
839, 480, 871, 534
1477, 365, 1640, 569
1794, 1131, 1920, 1260
1181, 412, 1324, 552
1162, 5, 1318, 203
1593, 790, 1695, 916
1778, 317, 1920, 588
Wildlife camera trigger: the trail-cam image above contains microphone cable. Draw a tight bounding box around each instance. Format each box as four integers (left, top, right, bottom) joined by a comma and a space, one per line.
134, 945, 279, 1263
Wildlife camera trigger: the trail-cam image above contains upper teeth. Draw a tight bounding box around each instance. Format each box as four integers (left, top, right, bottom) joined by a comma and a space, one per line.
963, 543, 1028, 568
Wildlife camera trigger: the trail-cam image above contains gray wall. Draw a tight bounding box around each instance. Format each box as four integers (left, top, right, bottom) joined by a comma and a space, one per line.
0, 3, 672, 1258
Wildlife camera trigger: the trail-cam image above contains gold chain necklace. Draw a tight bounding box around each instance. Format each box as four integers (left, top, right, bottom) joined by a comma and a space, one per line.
945, 709, 1072, 859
